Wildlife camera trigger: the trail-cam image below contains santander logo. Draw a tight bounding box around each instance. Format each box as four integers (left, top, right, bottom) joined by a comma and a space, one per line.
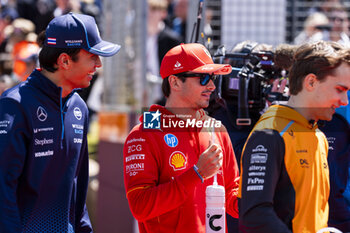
174, 61, 183, 70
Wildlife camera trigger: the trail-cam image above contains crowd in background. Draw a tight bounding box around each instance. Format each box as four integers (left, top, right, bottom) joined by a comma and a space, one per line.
295, 0, 350, 46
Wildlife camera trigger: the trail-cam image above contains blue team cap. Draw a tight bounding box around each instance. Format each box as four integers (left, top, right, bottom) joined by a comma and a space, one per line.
45, 12, 120, 57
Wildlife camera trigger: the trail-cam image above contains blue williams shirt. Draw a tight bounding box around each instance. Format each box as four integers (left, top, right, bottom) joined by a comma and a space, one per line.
0, 69, 92, 232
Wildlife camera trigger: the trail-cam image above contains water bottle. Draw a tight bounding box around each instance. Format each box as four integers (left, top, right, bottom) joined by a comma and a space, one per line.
205, 183, 225, 233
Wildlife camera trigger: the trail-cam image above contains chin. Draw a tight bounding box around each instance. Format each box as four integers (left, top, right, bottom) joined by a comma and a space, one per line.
319, 114, 333, 122
327, 115, 334, 121
81, 82, 91, 88
201, 103, 209, 109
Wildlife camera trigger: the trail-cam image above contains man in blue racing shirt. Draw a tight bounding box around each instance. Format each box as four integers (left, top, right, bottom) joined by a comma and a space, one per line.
0, 12, 120, 232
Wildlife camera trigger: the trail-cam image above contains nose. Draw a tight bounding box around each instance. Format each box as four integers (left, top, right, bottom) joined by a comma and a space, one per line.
207, 79, 216, 91
340, 92, 349, 106
95, 56, 102, 68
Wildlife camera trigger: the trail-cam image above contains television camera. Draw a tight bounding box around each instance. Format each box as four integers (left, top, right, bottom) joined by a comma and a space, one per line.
210, 42, 290, 129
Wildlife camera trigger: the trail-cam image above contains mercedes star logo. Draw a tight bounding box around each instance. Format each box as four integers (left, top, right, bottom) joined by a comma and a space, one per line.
37, 106, 48, 122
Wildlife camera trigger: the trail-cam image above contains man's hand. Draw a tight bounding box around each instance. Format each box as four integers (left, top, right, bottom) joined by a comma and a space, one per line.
195, 143, 223, 180
267, 78, 288, 106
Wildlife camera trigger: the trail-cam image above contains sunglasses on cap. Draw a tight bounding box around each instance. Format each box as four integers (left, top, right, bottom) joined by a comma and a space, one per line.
176, 73, 218, 86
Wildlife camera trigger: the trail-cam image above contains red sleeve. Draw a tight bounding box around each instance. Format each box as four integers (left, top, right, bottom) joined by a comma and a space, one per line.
219, 128, 240, 218
123, 127, 201, 221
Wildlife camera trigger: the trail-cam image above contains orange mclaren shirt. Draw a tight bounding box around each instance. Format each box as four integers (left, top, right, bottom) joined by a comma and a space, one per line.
238, 105, 330, 233
123, 105, 239, 233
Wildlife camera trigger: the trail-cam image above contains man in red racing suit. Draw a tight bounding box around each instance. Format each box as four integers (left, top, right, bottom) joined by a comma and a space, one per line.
123, 43, 240, 232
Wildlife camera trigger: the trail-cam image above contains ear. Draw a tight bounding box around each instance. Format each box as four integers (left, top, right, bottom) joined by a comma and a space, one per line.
56, 53, 72, 70
168, 75, 182, 91
304, 73, 318, 91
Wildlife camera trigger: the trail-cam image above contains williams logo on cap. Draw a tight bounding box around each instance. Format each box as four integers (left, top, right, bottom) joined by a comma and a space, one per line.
65, 40, 83, 46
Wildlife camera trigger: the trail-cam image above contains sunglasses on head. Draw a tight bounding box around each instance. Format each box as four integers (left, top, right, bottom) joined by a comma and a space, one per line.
177, 73, 218, 86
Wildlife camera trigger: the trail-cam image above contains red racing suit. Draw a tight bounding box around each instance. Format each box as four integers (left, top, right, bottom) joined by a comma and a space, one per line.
123, 105, 239, 233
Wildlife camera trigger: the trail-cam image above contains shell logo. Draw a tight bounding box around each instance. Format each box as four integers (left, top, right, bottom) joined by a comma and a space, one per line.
169, 151, 187, 171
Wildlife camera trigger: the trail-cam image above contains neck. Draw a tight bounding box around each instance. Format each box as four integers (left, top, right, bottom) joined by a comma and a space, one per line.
40, 69, 72, 97
165, 97, 198, 119
287, 95, 315, 121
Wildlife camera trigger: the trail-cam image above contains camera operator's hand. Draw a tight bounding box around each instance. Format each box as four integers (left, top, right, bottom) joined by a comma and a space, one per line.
271, 78, 287, 93
267, 78, 288, 106
195, 143, 223, 180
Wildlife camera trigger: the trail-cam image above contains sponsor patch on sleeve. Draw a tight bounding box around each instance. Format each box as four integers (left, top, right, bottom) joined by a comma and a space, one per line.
0, 120, 10, 134
246, 145, 268, 192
